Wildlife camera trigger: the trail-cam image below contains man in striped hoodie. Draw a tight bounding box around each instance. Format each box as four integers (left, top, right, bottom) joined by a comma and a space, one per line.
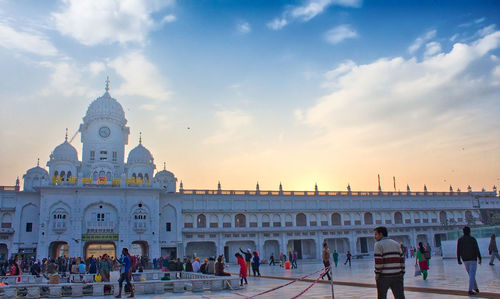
374, 226, 405, 299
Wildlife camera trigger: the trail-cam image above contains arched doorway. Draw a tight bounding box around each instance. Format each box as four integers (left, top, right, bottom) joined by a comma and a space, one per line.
49, 241, 69, 259
84, 242, 116, 259
131, 241, 149, 257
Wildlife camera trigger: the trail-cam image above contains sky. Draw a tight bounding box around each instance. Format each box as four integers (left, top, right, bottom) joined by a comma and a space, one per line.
1, 0, 500, 192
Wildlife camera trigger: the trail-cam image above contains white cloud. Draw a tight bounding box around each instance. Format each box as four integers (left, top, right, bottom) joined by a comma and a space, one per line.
88, 61, 106, 76
204, 109, 252, 144
268, 0, 361, 30
38, 61, 95, 98
237, 22, 251, 34
0, 22, 58, 56
108, 52, 170, 101
324, 25, 358, 44
267, 18, 288, 31
52, 0, 174, 46
297, 28, 500, 147
408, 29, 436, 54
424, 41, 442, 57
161, 14, 176, 24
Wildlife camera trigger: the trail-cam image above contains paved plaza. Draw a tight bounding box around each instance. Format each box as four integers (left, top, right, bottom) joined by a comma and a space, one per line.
64, 257, 500, 299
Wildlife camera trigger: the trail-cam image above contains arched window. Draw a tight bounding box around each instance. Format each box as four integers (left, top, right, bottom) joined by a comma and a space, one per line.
106, 171, 112, 181
331, 213, 341, 225
296, 213, 307, 226
364, 212, 373, 225
235, 214, 246, 228
99, 171, 105, 178
54, 171, 59, 177
132, 173, 137, 179
60, 171, 66, 181
394, 212, 403, 224
144, 173, 149, 181
138, 173, 143, 180
67, 171, 72, 179
93, 171, 98, 180
439, 211, 447, 223
197, 214, 206, 228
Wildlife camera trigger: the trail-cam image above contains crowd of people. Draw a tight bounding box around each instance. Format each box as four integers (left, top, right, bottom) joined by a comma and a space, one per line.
0, 228, 497, 298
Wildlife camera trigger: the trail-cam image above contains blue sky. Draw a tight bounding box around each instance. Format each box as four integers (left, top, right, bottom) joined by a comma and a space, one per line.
1, 0, 500, 191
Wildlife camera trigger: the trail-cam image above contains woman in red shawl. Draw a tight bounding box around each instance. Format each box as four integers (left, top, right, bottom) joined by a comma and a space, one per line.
235, 253, 247, 286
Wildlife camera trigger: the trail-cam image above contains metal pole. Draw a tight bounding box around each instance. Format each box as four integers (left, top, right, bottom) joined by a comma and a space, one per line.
330, 266, 334, 299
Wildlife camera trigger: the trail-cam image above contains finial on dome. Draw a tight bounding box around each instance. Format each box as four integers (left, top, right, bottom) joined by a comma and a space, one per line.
105, 76, 110, 92
37, 158, 40, 167
163, 162, 166, 171
139, 132, 142, 144
65, 128, 68, 141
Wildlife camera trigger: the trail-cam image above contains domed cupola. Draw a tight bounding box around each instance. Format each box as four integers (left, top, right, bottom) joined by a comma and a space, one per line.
47, 130, 81, 184
50, 139, 78, 162
125, 133, 156, 185
23, 159, 49, 191
154, 162, 177, 192
82, 79, 126, 126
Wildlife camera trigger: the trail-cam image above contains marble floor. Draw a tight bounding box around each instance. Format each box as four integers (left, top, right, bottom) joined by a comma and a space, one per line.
63, 257, 500, 298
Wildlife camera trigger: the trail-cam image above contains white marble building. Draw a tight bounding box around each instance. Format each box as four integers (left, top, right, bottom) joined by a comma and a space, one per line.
0, 81, 499, 263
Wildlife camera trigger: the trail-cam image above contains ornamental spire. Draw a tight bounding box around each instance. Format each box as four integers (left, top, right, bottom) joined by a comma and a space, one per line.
163, 162, 166, 171
105, 76, 110, 92
37, 158, 40, 167
65, 128, 68, 142
139, 132, 142, 144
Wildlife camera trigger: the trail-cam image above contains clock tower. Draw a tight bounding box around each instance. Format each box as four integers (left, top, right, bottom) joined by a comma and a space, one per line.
79, 78, 130, 181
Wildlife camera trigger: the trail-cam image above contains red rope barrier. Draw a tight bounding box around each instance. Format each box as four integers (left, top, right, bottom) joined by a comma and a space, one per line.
289, 267, 330, 299
244, 267, 326, 299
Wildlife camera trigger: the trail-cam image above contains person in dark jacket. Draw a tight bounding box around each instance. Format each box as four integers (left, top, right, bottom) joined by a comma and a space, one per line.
215, 255, 230, 276
251, 251, 261, 276
457, 226, 482, 295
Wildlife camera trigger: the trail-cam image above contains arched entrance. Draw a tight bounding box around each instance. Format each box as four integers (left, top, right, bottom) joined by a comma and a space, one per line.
131, 241, 149, 257
49, 241, 69, 259
84, 242, 116, 259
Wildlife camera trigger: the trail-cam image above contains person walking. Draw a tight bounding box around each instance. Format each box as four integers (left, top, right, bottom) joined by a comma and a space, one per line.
252, 251, 261, 276
321, 242, 332, 280
235, 253, 248, 286
292, 251, 298, 269
269, 253, 275, 266
489, 234, 500, 265
415, 242, 429, 280
374, 226, 405, 299
115, 248, 133, 298
100, 254, 111, 282
344, 251, 351, 266
457, 226, 481, 296
332, 250, 339, 267
239, 248, 252, 276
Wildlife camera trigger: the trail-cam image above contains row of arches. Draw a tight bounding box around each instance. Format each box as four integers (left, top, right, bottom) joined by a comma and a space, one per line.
131, 173, 150, 181
54, 170, 73, 181
187, 210, 474, 228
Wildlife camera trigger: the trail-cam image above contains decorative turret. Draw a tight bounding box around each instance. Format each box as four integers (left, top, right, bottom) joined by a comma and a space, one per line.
153, 162, 177, 192
47, 130, 81, 184
23, 159, 49, 191
125, 133, 156, 185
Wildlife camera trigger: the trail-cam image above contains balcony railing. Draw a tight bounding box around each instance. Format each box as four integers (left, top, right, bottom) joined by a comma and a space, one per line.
180, 189, 497, 197
52, 221, 67, 233
0, 227, 14, 234
86, 221, 115, 233
133, 222, 147, 233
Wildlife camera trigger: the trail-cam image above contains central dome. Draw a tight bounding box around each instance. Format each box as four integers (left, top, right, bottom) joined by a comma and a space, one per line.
83, 91, 126, 125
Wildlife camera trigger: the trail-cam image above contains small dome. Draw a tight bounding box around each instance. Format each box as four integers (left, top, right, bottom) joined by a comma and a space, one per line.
51, 141, 78, 161
127, 143, 154, 164
83, 91, 126, 125
24, 165, 48, 178
155, 169, 175, 179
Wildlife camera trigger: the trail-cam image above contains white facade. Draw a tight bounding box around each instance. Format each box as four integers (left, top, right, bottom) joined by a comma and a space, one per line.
0, 82, 499, 262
